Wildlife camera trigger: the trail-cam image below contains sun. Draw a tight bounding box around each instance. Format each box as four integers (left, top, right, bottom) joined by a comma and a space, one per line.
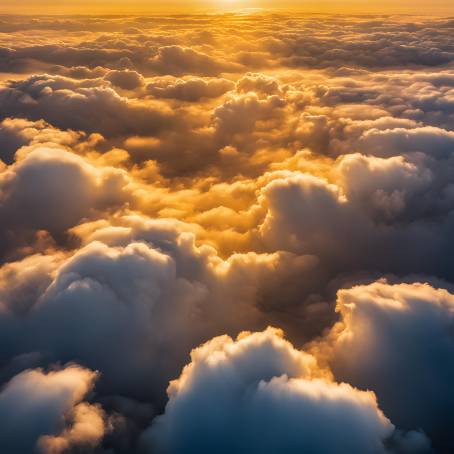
219, 0, 238, 5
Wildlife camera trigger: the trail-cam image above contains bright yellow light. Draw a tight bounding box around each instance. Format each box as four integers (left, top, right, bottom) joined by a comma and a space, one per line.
0, 0, 453, 14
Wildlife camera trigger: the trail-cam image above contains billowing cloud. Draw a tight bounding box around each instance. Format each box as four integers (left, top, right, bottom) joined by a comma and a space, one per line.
312, 280, 454, 452
0, 146, 132, 259
146, 45, 241, 76
259, 166, 454, 284
0, 365, 106, 453
105, 69, 145, 90
147, 76, 234, 101
0, 117, 80, 164
0, 75, 174, 137
358, 127, 454, 159
0, 215, 322, 404
143, 328, 428, 454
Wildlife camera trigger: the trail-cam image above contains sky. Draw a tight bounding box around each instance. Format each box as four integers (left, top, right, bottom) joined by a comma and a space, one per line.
2, 0, 454, 13
0, 5, 454, 454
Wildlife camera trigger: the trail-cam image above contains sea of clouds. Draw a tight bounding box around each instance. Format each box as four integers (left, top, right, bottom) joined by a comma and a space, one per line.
0, 12, 454, 453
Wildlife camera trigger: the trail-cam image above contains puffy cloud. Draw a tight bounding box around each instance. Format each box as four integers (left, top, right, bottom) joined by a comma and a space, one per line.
0, 365, 106, 453
338, 153, 433, 221
143, 328, 426, 454
259, 172, 355, 256
0, 216, 321, 404
358, 126, 454, 159
147, 45, 241, 76
104, 69, 145, 90
147, 76, 234, 101
312, 280, 454, 452
0, 117, 80, 164
38, 402, 106, 454
0, 239, 196, 400
259, 168, 454, 284
0, 147, 131, 257
0, 75, 174, 137
236, 72, 283, 96
213, 92, 286, 140
0, 253, 62, 315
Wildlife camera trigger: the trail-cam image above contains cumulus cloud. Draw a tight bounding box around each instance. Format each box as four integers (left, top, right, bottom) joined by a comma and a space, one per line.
146, 45, 241, 76
312, 280, 454, 452
213, 92, 286, 141
0, 215, 322, 405
147, 76, 234, 101
236, 72, 283, 96
0, 117, 80, 164
258, 167, 454, 285
0, 146, 132, 258
338, 153, 433, 221
0, 365, 106, 453
358, 126, 454, 159
0, 75, 174, 137
143, 327, 427, 454
38, 401, 106, 454
104, 69, 145, 91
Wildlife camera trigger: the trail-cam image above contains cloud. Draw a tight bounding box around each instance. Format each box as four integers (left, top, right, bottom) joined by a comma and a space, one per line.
236, 72, 283, 96
0, 239, 195, 401
358, 127, 454, 159
104, 69, 145, 90
38, 401, 106, 454
337, 153, 432, 222
0, 365, 106, 453
142, 327, 428, 454
147, 45, 241, 76
0, 146, 131, 258
258, 167, 454, 284
0, 216, 321, 405
312, 280, 454, 452
0, 252, 62, 316
0, 117, 80, 164
264, 17, 454, 70
0, 75, 174, 137
147, 76, 234, 101
213, 92, 286, 140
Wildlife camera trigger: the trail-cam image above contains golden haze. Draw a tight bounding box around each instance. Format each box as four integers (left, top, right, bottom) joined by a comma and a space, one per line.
1, 0, 454, 13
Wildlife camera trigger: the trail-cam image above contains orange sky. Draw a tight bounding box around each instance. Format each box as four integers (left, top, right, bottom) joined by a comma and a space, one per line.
2, 0, 453, 14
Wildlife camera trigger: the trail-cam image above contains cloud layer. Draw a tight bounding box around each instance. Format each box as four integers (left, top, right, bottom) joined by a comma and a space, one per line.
0, 11, 453, 454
